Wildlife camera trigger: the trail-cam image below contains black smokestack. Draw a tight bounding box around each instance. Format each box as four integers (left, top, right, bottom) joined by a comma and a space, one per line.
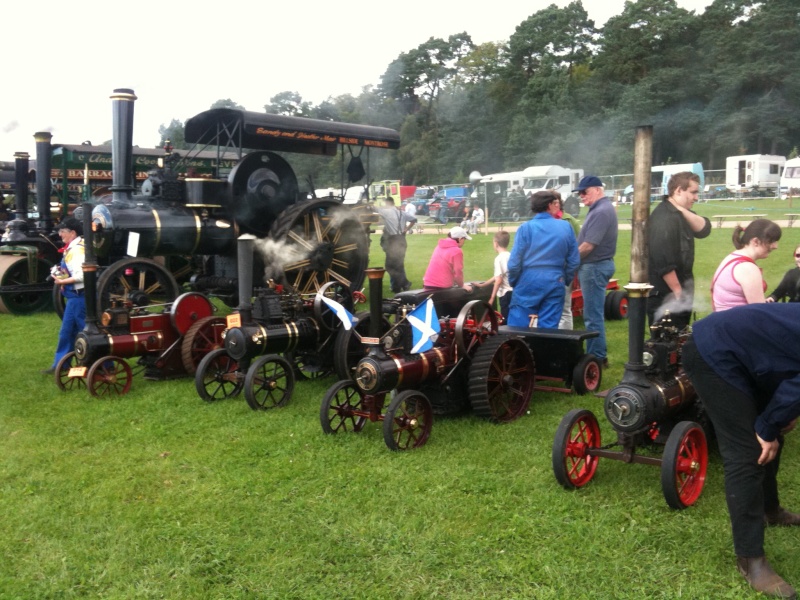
82, 202, 100, 333
110, 88, 137, 202
13, 151, 29, 220
365, 268, 385, 339
34, 131, 53, 231
237, 235, 255, 324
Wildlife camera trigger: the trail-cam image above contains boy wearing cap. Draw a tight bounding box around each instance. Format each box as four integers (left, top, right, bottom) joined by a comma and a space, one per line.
423, 226, 473, 290
574, 175, 617, 367
43, 217, 86, 374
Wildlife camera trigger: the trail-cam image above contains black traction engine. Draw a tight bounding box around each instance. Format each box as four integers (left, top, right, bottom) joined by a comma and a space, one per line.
552, 283, 710, 510
320, 269, 536, 451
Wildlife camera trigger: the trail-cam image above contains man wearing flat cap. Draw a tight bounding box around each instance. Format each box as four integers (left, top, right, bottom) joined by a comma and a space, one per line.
43, 217, 86, 374
574, 175, 617, 368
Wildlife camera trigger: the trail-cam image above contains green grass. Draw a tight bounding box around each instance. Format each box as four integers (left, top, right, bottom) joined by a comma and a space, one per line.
2, 217, 800, 599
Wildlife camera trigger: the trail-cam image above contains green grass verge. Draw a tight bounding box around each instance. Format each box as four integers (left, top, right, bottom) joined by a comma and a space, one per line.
2, 213, 799, 599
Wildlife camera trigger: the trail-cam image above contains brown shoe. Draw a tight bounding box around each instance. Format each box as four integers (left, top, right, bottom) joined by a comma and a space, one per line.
765, 507, 800, 527
736, 556, 797, 598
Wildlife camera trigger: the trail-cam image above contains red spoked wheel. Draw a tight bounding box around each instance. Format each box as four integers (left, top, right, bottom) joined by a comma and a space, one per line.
87, 356, 133, 397
661, 421, 708, 509
180, 316, 226, 375
454, 300, 498, 357
244, 354, 295, 411
572, 354, 603, 395
552, 408, 602, 489
55, 351, 87, 392
320, 380, 368, 434
194, 348, 244, 402
383, 390, 433, 451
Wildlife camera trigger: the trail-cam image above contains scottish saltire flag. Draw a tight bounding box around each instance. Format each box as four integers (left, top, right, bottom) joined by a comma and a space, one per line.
317, 293, 357, 331
407, 298, 440, 353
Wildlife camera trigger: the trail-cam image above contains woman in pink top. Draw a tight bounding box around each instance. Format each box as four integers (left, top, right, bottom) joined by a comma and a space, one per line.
711, 219, 781, 311
423, 226, 473, 289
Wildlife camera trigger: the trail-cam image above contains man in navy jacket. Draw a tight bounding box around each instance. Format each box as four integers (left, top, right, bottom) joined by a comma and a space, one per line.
683, 303, 800, 598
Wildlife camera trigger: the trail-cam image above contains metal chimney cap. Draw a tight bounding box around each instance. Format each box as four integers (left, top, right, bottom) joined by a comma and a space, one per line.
110, 88, 137, 101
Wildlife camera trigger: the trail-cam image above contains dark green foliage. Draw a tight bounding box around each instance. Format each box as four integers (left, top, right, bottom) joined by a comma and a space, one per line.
156, 0, 800, 185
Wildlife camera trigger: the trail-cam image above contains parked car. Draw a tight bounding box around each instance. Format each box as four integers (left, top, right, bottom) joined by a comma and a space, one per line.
490, 192, 529, 222
409, 187, 436, 216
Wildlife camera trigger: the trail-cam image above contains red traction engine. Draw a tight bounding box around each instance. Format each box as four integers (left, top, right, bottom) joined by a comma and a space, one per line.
194, 235, 356, 410
552, 288, 710, 510
320, 268, 536, 451
55, 205, 225, 397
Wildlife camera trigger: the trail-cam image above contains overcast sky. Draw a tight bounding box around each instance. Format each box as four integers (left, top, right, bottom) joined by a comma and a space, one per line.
3, 0, 711, 161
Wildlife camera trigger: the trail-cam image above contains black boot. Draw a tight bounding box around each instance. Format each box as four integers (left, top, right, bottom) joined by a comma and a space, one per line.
765, 507, 800, 527
736, 556, 797, 598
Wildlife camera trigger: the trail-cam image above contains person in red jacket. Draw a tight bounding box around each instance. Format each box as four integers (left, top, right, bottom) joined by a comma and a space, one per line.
423, 226, 473, 290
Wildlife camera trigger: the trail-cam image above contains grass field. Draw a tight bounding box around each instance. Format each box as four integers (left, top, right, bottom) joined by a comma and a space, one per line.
2, 201, 800, 599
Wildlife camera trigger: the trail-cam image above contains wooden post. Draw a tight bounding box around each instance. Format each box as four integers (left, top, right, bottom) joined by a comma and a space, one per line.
630, 126, 653, 284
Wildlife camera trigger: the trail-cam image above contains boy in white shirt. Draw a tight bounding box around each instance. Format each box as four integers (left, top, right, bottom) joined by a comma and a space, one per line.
473, 231, 512, 321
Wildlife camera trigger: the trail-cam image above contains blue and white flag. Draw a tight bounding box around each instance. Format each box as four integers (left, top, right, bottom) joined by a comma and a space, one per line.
317, 293, 357, 331
407, 298, 441, 353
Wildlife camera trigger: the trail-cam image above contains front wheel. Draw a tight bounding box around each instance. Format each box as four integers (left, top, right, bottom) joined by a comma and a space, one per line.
55, 351, 86, 391
383, 390, 433, 451
320, 380, 368, 434
661, 421, 708, 509
552, 409, 601, 489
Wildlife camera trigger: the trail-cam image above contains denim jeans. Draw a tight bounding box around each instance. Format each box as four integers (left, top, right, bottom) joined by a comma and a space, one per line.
577, 259, 614, 360
52, 295, 86, 369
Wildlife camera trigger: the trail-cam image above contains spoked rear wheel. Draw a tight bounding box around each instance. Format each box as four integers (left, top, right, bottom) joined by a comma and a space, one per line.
469, 336, 534, 422
180, 316, 226, 375
383, 390, 433, 451
270, 199, 369, 294
552, 409, 601, 489
454, 300, 498, 356
661, 421, 708, 509
244, 354, 295, 410
195, 348, 244, 402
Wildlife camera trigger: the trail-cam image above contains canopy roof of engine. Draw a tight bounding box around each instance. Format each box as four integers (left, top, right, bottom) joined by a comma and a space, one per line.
184, 109, 401, 157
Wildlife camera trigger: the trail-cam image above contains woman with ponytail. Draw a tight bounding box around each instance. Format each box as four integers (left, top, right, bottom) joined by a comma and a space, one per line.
711, 219, 782, 311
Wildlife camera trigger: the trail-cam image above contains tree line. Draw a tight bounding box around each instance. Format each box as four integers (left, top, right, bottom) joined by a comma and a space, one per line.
158, 0, 799, 190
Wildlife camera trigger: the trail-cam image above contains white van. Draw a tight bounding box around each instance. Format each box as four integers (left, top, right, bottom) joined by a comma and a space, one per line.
725, 154, 785, 192
779, 157, 800, 199
622, 162, 704, 201
522, 165, 584, 199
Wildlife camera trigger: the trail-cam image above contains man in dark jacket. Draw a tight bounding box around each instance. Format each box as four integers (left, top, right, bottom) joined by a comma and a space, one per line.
683, 303, 800, 598
647, 171, 712, 329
